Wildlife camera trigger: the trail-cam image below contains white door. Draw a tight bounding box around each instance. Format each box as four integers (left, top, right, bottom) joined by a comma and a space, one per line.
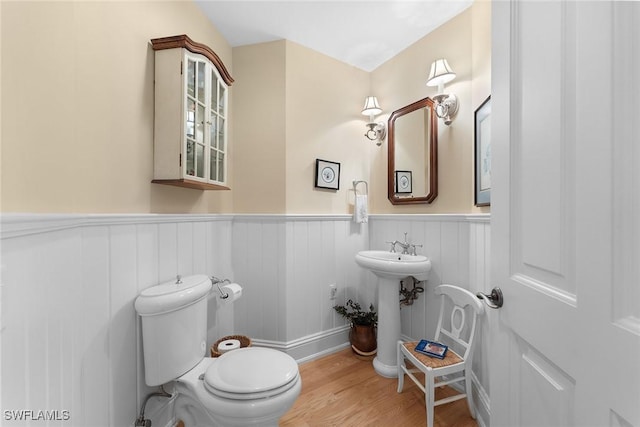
490, 1, 640, 426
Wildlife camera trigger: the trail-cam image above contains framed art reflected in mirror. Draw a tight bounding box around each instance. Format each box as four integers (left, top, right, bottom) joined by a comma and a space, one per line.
474, 96, 491, 206
395, 170, 412, 194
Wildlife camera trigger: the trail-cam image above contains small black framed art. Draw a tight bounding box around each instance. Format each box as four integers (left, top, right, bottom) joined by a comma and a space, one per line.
315, 159, 341, 190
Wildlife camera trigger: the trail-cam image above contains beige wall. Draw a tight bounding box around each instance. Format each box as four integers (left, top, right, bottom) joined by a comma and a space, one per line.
284, 41, 372, 214
232, 40, 371, 214
371, 1, 491, 213
232, 41, 287, 213
1, 0, 233, 213
1, 1, 490, 215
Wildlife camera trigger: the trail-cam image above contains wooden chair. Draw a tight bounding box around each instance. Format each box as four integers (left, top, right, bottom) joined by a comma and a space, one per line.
397, 284, 484, 427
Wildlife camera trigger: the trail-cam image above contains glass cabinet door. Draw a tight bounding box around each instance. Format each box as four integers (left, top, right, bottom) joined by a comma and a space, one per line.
183, 52, 228, 186
185, 58, 208, 179
208, 69, 227, 185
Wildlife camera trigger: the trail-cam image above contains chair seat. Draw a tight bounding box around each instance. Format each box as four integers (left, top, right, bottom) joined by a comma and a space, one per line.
402, 342, 462, 369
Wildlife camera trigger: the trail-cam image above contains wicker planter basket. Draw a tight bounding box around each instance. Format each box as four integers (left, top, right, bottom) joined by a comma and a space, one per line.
210, 335, 252, 357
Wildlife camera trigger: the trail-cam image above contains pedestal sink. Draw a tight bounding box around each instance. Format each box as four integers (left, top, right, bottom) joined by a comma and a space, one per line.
355, 250, 431, 377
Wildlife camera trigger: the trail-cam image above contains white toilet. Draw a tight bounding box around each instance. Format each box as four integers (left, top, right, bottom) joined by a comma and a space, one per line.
134, 274, 301, 427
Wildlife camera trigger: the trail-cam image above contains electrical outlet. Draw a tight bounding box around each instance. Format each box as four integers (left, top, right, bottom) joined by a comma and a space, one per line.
329, 283, 337, 300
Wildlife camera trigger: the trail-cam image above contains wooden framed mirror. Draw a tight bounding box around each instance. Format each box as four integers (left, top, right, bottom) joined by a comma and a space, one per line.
387, 97, 438, 205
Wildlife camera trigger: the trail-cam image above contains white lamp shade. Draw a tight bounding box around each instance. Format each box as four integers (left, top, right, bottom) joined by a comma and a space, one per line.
426, 59, 456, 87
361, 96, 382, 116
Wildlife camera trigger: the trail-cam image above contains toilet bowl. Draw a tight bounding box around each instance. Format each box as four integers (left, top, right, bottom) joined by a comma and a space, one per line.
174, 348, 301, 427
134, 275, 301, 427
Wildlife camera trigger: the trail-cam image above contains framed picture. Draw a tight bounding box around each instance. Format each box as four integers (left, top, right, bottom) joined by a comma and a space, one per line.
315, 159, 340, 190
474, 96, 491, 206
395, 170, 412, 194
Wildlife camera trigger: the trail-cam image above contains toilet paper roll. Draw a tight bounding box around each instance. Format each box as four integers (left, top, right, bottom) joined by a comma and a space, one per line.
220, 283, 243, 303
218, 339, 241, 354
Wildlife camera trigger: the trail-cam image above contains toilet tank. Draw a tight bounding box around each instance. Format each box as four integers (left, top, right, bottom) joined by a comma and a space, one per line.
134, 274, 212, 386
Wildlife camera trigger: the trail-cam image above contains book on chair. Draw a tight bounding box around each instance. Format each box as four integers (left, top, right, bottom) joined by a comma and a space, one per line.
414, 339, 448, 359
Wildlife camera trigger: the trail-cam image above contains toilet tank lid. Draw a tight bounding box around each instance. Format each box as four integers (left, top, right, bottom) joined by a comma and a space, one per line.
135, 274, 212, 315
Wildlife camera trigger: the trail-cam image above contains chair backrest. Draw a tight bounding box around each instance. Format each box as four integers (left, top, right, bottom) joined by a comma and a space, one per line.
433, 284, 484, 361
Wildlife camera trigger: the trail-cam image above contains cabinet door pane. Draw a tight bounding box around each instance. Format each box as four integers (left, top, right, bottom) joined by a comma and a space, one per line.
196, 104, 205, 144
187, 60, 196, 98
210, 72, 219, 112
218, 85, 226, 116
196, 143, 204, 178
217, 152, 225, 182
186, 140, 195, 176
197, 62, 205, 102
210, 113, 218, 150
186, 99, 195, 139
210, 149, 218, 181
218, 117, 225, 148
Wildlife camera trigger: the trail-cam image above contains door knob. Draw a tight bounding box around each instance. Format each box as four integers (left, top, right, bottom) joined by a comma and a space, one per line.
476, 287, 503, 309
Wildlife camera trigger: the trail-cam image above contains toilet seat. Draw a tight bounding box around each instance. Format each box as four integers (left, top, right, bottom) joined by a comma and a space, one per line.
203, 347, 299, 400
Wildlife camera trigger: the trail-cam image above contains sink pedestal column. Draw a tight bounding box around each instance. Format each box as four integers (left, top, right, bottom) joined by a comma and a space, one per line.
372, 276, 401, 378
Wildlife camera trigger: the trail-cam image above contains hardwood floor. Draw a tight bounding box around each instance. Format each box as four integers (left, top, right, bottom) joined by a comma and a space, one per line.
281, 348, 478, 427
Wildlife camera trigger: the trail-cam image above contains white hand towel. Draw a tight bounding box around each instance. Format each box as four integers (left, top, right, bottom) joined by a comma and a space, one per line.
354, 194, 368, 223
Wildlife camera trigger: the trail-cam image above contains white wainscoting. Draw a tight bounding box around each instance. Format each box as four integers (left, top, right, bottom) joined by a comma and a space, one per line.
0, 213, 490, 427
231, 215, 371, 361
0, 214, 235, 427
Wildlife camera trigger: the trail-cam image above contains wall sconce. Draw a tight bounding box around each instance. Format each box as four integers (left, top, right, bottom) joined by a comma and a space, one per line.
361, 96, 386, 146
426, 59, 459, 126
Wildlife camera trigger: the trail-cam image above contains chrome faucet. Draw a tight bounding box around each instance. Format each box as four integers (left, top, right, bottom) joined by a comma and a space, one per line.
386, 232, 422, 255
395, 239, 411, 254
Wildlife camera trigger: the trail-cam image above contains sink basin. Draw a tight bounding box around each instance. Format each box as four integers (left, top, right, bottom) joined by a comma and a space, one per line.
355, 250, 431, 281
355, 249, 432, 378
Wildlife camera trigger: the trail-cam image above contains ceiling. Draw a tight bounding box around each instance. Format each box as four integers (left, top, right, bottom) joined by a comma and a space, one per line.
195, 0, 473, 72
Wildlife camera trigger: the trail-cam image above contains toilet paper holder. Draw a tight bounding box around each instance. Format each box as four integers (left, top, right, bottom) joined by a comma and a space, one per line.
210, 276, 231, 299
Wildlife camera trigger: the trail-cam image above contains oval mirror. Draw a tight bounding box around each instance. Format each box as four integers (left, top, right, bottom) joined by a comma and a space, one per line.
387, 97, 438, 205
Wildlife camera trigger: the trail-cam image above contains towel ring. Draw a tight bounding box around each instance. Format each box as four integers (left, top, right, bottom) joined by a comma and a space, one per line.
353, 180, 368, 196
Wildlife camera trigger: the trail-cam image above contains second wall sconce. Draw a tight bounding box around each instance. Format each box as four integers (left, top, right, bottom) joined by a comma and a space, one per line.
361, 96, 386, 146
426, 59, 459, 126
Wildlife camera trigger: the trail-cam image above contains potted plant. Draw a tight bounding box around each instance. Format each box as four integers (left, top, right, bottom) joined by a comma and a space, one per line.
333, 299, 377, 356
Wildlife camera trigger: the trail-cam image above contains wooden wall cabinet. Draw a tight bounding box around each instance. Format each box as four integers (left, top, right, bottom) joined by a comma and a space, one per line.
151, 35, 233, 190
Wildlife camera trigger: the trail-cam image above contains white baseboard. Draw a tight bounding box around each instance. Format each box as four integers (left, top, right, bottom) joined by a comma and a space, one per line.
471, 370, 490, 427
251, 325, 351, 363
